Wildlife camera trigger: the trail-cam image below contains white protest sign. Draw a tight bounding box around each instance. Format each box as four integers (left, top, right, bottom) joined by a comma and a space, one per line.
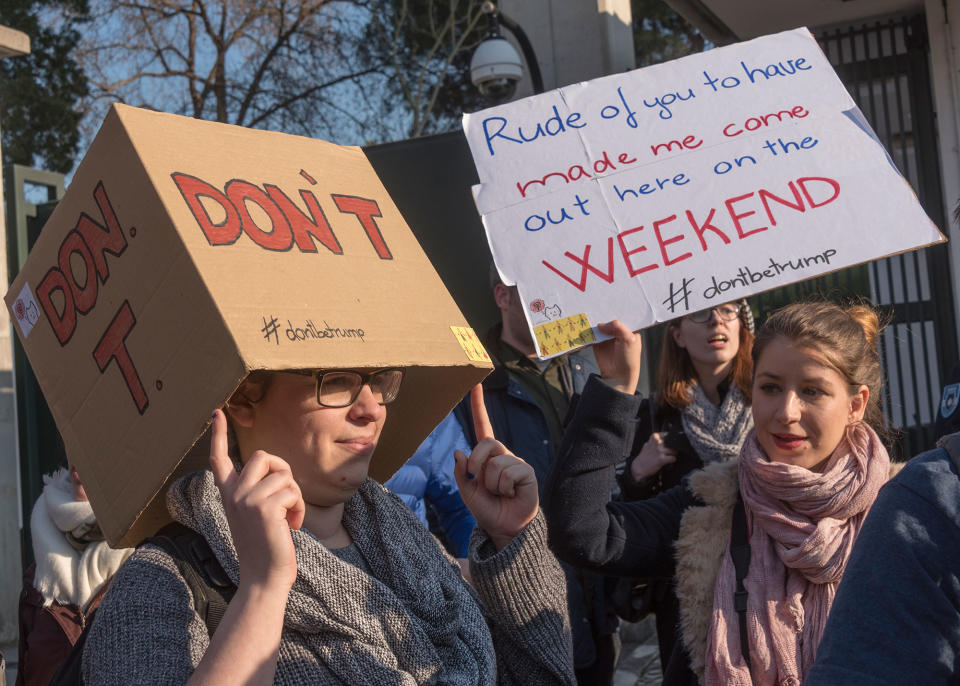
462, 27, 944, 358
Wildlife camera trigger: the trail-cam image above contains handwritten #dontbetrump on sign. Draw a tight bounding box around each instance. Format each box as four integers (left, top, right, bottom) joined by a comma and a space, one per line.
462, 27, 943, 358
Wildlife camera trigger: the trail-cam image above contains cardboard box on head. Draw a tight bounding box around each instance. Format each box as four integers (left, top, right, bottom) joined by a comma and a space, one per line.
5, 104, 492, 547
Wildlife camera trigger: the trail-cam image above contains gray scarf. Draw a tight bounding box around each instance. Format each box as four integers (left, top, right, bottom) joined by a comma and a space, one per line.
681, 384, 753, 465
168, 472, 496, 685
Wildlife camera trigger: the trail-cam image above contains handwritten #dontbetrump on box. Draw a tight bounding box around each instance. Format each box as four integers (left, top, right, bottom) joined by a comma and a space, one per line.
462, 27, 943, 358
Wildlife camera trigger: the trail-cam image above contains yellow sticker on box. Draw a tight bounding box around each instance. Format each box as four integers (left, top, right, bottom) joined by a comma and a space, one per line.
451, 326, 490, 362
534, 313, 595, 357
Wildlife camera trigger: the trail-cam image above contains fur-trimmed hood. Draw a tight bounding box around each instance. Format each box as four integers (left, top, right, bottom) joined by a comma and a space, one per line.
673, 459, 904, 684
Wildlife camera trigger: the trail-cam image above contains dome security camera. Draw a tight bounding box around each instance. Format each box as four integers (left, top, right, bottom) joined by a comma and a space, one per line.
470, 37, 523, 103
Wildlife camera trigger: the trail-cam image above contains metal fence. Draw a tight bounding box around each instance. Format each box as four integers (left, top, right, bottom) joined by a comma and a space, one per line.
749, 14, 956, 459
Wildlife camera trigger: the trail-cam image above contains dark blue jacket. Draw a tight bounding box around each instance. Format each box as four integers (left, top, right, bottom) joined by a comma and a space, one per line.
807, 444, 960, 684
455, 348, 597, 496
384, 413, 476, 557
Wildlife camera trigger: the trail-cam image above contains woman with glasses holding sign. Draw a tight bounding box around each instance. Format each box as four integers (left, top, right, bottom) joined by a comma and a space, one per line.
611, 301, 754, 674
545, 301, 894, 686
80, 369, 575, 685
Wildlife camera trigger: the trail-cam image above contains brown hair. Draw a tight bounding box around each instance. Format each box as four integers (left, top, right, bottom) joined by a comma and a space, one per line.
658, 307, 755, 409
751, 301, 888, 435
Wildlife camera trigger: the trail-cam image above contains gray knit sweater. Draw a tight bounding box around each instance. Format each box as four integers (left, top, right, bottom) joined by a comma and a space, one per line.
81, 472, 574, 685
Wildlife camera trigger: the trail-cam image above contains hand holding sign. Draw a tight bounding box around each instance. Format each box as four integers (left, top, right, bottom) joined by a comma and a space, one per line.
594, 320, 642, 394
209, 409, 305, 589
454, 385, 539, 550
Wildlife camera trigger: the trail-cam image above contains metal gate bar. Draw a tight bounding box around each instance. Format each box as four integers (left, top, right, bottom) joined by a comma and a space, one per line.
752, 14, 956, 459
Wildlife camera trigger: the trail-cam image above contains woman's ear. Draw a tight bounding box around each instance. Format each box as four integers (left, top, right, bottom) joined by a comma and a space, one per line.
670, 323, 686, 349
849, 384, 870, 423
225, 379, 262, 429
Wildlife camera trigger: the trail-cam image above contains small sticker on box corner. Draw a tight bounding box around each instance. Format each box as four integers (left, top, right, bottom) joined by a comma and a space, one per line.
11, 283, 41, 338
534, 313, 595, 357
450, 326, 490, 362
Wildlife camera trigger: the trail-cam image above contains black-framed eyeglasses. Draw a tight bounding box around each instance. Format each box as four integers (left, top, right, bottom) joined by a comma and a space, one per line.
288, 368, 404, 408
686, 303, 742, 324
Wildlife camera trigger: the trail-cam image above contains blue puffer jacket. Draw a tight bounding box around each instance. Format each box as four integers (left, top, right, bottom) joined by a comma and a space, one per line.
384, 413, 477, 557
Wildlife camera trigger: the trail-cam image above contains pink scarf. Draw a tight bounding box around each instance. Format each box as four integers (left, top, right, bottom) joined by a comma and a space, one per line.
704, 423, 889, 686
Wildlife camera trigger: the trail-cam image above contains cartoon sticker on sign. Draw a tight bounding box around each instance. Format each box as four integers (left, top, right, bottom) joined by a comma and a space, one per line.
464, 27, 944, 358
12, 282, 41, 338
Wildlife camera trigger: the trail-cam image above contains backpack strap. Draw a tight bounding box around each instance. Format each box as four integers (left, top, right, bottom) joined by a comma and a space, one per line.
48, 611, 94, 685
47, 523, 236, 686
148, 522, 236, 637
730, 490, 753, 681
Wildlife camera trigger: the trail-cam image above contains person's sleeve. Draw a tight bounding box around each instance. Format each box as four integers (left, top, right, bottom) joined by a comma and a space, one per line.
469, 512, 575, 686
17, 582, 77, 686
617, 398, 662, 501
424, 415, 477, 557
384, 443, 430, 524
81, 545, 209, 685
16, 578, 35, 686
807, 478, 960, 685
544, 375, 695, 578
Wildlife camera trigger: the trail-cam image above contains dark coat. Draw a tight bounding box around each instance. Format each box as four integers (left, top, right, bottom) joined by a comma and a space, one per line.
17, 564, 107, 686
614, 398, 702, 678
547, 376, 899, 685
619, 398, 701, 500
545, 376, 705, 686
457, 350, 597, 496
808, 443, 960, 685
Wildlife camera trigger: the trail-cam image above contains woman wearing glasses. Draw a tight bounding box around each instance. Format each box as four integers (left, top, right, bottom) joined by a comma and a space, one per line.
81, 369, 575, 685
611, 301, 754, 675
545, 302, 893, 686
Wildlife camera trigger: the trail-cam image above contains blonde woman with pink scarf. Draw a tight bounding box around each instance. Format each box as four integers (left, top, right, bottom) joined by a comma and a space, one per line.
544, 301, 895, 686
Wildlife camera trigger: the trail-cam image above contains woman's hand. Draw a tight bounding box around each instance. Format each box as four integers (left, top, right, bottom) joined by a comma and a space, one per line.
594, 320, 643, 395
454, 386, 538, 550
630, 433, 677, 481
208, 409, 305, 590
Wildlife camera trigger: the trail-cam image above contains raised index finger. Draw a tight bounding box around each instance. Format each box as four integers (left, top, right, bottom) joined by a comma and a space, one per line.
208, 409, 235, 487
470, 384, 495, 442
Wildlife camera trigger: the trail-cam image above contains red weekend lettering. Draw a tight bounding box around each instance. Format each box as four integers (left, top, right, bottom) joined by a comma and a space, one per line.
797, 176, 841, 208
685, 208, 731, 251
758, 182, 805, 226
725, 193, 768, 239
617, 226, 657, 276
542, 239, 616, 292
540, 175, 840, 292
652, 214, 692, 265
